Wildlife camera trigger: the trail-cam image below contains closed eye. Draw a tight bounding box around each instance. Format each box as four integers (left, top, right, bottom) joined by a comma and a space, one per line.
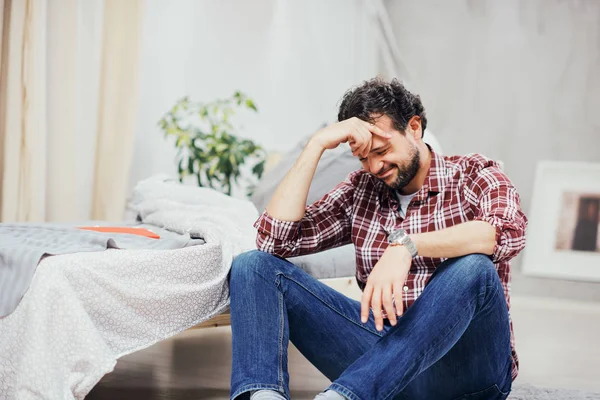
359, 149, 387, 163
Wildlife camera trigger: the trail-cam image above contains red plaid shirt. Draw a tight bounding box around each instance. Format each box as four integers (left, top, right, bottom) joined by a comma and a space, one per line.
254, 149, 528, 380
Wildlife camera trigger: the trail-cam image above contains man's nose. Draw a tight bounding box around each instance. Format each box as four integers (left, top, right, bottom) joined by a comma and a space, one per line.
369, 157, 382, 174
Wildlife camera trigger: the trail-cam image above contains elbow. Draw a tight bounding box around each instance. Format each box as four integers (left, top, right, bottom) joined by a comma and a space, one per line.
492, 232, 527, 263
483, 237, 496, 256
255, 232, 297, 258
255, 231, 267, 251
476, 217, 527, 262
477, 233, 496, 256
478, 220, 498, 256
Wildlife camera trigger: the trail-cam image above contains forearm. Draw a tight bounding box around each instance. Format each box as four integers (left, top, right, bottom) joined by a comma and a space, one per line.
265, 139, 325, 221
410, 221, 496, 259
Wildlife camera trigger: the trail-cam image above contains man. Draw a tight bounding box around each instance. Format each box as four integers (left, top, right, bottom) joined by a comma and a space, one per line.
229, 78, 527, 400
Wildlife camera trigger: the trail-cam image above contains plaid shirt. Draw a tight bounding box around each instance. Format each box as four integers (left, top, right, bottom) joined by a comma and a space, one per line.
254, 149, 528, 380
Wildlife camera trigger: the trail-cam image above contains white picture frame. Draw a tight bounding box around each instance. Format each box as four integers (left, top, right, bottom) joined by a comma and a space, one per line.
522, 161, 600, 282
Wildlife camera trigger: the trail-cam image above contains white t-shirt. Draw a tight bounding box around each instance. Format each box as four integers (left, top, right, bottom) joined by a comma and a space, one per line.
397, 191, 417, 218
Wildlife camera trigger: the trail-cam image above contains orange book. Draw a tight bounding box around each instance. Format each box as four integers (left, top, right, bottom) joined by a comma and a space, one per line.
77, 226, 160, 239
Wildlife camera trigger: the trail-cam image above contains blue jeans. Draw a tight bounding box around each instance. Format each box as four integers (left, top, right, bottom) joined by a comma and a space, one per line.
229, 251, 513, 400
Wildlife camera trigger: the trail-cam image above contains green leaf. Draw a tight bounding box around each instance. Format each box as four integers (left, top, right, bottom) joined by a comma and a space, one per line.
245, 99, 258, 111
188, 156, 194, 174
216, 143, 228, 153
252, 160, 265, 178
199, 107, 208, 119
208, 162, 219, 177
177, 158, 185, 182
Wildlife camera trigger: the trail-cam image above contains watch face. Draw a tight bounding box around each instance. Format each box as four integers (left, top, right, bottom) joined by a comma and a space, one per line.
389, 229, 406, 243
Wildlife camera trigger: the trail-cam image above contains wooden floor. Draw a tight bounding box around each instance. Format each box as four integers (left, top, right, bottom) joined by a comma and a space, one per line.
86, 325, 322, 400
86, 295, 600, 399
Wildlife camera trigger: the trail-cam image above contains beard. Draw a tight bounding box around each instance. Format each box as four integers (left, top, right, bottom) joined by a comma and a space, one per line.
378, 144, 420, 190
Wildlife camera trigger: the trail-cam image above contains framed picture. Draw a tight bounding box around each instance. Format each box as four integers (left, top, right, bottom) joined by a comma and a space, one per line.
522, 161, 600, 282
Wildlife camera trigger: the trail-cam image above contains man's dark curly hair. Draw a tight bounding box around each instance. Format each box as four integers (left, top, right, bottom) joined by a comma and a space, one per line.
337, 78, 427, 137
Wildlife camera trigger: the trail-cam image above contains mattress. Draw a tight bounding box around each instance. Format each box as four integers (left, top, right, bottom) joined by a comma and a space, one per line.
0, 239, 229, 399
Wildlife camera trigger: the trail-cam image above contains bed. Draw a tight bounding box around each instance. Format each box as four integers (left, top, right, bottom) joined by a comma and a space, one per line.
0, 175, 259, 399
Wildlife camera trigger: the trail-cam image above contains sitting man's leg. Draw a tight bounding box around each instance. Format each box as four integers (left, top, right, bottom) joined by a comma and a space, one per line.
229, 250, 388, 400
329, 254, 514, 400
229, 251, 513, 400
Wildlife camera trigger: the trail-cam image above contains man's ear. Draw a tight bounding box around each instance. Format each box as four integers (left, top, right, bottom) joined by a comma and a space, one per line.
407, 116, 422, 141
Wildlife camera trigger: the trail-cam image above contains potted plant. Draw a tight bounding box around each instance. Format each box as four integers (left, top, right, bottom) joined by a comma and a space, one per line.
158, 91, 266, 197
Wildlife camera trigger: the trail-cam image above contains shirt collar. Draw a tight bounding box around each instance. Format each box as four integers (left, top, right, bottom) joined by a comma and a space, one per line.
421, 147, 448, 196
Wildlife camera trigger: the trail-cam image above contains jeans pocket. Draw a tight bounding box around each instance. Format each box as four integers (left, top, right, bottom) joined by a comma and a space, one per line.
455, 384, 510, 400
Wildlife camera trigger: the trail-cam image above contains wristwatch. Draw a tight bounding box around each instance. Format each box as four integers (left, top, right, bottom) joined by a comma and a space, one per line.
387, 228, 418, 258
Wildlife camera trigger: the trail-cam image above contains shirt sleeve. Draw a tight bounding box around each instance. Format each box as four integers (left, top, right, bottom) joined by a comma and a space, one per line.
465, 163, 528, 263
253, 175, 355, 258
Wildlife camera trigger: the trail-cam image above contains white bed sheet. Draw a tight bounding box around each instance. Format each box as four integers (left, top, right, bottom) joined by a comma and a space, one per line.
0, 244, 230, 399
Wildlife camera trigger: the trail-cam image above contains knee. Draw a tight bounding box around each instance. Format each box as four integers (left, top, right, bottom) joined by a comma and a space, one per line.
444, 254, 497, 287
230, 250, 282, 285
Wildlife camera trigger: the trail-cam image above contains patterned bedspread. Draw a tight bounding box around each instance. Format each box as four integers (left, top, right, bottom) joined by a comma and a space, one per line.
0, 175, 259, 399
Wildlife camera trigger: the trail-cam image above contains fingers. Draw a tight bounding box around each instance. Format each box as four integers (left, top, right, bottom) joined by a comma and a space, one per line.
349, 138, 369, 158
354, 116, 390, 138
382, 286, 396, 326
347, 118, 390, 159
371, 287, 384, 331
355, 124, 373, 158
362, 280, 404, 331
358, 138, 371, 159
392, 282, 404, 316
361, 282, 384, 332
360, 283, 373, 323
367, 123, 392, 139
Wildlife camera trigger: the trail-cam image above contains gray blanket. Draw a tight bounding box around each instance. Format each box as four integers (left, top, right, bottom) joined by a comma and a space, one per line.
0, 223, 196, 318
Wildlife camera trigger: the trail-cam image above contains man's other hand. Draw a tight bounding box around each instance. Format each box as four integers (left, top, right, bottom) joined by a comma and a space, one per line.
360, 244, 412, 331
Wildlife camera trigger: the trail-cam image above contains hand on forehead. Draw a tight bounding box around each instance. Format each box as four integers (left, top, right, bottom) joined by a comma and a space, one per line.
370, 115, 396, 146
370, 132, 390, 148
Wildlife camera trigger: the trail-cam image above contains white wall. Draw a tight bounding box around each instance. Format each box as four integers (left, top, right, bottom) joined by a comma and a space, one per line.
129, 0, 378, 195
386, 0, 600, 207
385, 0, 600, 299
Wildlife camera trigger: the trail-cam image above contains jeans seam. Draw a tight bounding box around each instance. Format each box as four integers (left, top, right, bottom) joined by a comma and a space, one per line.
276, 272, 383, 338
476, 281, 503, 320
382, 297, 478, 399
277, 276, 285, 390
478, 267, 487, 311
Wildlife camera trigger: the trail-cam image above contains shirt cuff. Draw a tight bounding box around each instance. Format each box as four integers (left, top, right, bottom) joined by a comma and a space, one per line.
254, 210, 302, 242
474, 215, 505, 261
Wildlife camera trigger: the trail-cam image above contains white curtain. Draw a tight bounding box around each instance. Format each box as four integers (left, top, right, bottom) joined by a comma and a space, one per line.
0, 0, 143, 223
0, 0, 47, 223
91, 0, 144, 221
45, 0, 105, 222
